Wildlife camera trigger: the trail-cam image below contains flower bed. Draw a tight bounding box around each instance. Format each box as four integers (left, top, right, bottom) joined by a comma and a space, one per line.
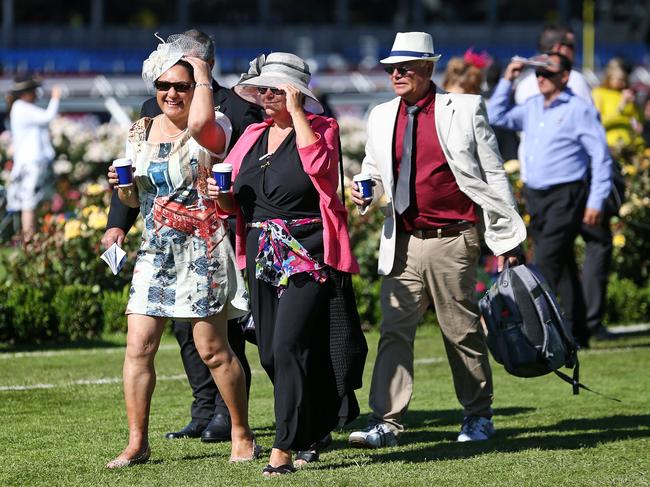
0, 113, 648, 343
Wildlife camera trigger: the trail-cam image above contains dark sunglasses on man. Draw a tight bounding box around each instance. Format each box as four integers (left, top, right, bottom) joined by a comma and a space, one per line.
257, 87, 285, 96
154, 80, 196, 93
383, 65, 415, 76
535, 69, 562, 79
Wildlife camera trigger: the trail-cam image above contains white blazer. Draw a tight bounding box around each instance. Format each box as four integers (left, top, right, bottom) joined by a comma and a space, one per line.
361, 87, 527, 276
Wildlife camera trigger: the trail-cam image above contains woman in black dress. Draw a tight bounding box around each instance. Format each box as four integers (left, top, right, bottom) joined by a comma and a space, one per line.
208, 52, 364, 476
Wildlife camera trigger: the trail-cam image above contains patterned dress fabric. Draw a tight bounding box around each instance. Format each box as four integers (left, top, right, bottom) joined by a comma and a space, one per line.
125, 115, 248, 319
249, 217, 327, 294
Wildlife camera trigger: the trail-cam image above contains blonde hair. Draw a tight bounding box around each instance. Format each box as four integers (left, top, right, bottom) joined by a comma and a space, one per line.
602, 58, 629, 89
442, 57, 483, 95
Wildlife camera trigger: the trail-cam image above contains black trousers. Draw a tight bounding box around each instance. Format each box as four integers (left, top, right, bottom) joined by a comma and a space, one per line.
246, 229, 341, 451
580, 217, 613, 331
173, 319, 251, 422
524, 181, 590, 345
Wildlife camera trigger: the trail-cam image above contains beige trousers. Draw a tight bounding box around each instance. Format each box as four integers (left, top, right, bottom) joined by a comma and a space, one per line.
368, 227, 493, 433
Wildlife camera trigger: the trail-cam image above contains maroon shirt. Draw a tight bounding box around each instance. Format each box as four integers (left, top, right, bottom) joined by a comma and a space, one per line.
393, 83, 478, 232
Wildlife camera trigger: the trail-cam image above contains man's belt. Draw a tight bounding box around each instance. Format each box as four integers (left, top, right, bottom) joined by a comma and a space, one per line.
410, 221, 474, 239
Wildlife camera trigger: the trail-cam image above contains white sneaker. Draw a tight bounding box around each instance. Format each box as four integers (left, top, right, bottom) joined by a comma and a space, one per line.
457, 416, 495, 442
348, 423, 398, 448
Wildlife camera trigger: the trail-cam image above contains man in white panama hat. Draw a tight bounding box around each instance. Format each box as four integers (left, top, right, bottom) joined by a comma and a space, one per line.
348, 32, 526, 447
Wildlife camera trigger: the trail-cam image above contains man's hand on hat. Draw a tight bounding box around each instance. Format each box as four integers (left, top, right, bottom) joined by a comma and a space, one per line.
183, 56, 212, 85
278, 83, 304, 115
504, 60, 525, 82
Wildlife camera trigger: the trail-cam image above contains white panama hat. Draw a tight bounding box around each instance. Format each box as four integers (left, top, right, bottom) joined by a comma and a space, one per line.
234, 52, 323, 114
380, 32, 442, 64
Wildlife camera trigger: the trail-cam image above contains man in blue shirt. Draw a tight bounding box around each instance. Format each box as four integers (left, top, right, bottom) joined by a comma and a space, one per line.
488, 52, 612, 347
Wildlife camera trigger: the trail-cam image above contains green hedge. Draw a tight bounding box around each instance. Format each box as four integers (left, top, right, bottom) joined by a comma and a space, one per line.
101, 286, 130, 334
604, 275, 650, 325
0, 283, 130, 345
52, 284, 103, 340
1, 284, 56, 342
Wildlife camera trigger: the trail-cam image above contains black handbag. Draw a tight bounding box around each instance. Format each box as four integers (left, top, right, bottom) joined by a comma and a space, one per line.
604, 160, 626, 217
328, 269, 368, 398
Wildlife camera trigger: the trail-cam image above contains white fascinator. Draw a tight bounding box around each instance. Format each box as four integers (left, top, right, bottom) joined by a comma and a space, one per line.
141, 33, 211, 89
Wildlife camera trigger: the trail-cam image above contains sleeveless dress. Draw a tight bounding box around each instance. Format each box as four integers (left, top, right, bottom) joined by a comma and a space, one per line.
124, 114, 248, 319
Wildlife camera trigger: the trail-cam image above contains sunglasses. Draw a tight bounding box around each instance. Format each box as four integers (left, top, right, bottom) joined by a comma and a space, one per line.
383, 65, 416, 76
154, 81, 195, 93
535, 69, 562, 79
560, 41, 575, 49
257, 87, 285, 96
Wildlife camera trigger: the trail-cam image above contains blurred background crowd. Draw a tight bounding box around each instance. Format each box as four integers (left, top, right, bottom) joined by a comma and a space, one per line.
0, 0, 648, 344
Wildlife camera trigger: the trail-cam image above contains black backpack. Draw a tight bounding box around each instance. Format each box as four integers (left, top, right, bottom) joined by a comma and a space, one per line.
479, 264, 619, 400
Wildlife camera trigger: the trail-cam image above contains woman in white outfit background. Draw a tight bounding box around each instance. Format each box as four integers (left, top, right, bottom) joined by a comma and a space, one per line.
5, 74, 61, 241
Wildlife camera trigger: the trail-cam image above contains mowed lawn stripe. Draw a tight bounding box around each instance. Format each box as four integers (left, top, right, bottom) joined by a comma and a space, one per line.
0, 324, 648, 487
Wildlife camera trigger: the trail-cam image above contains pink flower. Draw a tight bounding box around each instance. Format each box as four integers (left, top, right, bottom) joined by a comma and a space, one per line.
66, 190, 81, 201
475, 281, 488, 293
464, 48, 493, 70
51, 193, 64, 212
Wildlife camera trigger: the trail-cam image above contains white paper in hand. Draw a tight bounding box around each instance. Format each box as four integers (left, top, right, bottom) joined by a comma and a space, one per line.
100, 243, 127, 275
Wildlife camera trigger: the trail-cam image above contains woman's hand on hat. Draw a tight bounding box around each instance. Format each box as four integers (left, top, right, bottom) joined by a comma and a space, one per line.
183, 56, 212, 85
50, 85, 63, 99
278, 83, 304, 115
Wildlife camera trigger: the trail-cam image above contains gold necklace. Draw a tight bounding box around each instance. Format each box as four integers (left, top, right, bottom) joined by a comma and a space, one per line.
158, 116, 187, 139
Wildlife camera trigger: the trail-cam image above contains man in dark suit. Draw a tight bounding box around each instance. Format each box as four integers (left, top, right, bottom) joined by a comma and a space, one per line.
101, 29, 262, 442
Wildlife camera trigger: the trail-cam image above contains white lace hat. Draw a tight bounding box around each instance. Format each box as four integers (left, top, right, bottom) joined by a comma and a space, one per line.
141, 33, 210, 88
234, 52, 323, 114
380, 32, 442, 64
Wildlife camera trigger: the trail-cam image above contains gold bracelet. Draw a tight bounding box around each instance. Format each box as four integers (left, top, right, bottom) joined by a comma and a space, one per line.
195, 83, 213, 90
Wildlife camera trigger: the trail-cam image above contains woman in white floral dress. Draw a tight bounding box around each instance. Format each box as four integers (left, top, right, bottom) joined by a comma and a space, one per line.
105, 38, 256, 468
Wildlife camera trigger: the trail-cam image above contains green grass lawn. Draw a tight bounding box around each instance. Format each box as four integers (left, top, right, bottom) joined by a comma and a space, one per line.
0, 324, 648, 486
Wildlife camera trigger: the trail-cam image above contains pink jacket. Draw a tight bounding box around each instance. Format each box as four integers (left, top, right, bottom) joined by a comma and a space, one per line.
223, 114, 360, 274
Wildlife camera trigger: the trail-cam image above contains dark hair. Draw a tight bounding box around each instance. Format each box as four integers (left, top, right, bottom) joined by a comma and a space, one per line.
538, 23, 572, 52
546, 51, 572, 73
182, 29, 215, 62
174, 59, 195, 80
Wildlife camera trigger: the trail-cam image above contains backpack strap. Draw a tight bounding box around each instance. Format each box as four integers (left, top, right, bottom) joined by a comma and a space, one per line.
525, 265, 578, 351
511, 267, 621, 402
553, 358, 621, 402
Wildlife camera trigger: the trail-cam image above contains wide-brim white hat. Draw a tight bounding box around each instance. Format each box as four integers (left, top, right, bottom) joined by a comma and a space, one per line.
380, 32, 442, 64
234, 52, 323, 114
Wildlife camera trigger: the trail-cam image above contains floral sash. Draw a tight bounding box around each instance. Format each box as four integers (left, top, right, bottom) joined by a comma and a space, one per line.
248, 217, 327, 295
